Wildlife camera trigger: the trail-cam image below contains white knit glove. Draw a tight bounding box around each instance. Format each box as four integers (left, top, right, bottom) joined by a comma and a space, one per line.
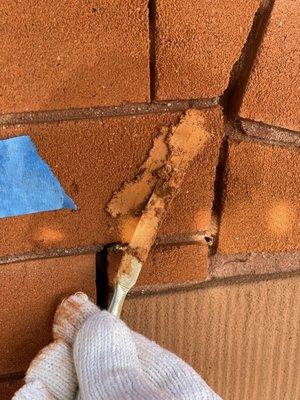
13, 293, 221, 400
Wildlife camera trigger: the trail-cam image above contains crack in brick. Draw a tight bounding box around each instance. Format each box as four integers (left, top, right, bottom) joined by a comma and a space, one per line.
221, 0, 275, 117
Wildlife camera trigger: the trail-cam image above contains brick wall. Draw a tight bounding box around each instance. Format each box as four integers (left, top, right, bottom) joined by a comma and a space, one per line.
0, 0, 299, 398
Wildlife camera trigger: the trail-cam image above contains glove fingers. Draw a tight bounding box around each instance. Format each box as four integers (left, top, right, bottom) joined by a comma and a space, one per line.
74, 311, 170, 400
53, 292, 98, 345
15, 293, 98, 400
25, 339, 77, 400
12, 381, 54, 400
133, 332, 221, 399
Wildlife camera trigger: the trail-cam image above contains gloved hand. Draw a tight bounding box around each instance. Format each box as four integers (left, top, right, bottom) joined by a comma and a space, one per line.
13, 293, 221, 400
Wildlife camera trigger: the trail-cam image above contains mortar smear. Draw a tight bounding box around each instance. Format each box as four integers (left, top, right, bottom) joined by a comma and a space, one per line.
106, 127, 169, 218
116, 109, 210, 277
107, 109, 209, 224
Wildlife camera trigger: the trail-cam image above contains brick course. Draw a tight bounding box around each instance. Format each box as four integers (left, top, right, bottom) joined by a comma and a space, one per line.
0, 107, 222, 258
108, 242, 208, 289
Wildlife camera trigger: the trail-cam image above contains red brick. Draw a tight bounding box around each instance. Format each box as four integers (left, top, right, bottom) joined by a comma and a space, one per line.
0, 108, 222, 258
0, 0, 149, 113
155, 0, 260, 100
240, 0, 300, 132
0, 255, 95, 374
0, 379, 24, 399
108, 242, 208, 289
218, 140, 300, 254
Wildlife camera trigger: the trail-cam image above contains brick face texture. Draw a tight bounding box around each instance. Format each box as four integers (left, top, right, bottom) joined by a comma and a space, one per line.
0, 107, 222, 258
240, 0, 300, 131
0, 255, 95, 374
155, 0, 260, 100
218, 140, 300, 254
0, 0, 149, 113
108, 243, 208, 289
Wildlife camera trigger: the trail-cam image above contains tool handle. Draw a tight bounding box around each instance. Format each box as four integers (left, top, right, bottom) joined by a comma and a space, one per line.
108, 283, 129, 318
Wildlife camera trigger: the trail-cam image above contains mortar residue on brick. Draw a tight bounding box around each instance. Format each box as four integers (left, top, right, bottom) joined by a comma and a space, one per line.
107, 127, 169, 218
107, 109, 211, 256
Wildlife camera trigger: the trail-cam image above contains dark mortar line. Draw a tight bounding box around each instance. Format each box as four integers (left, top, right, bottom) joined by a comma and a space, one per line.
221, 0, 275, 117
1, 98, 298, 150
126, 268, 300, 299
156, 234, 208, 246
240, 118, 300, 147
0, 244, 103, 265
148, 0, 157, 102
209, 134, 229, 255
0, 236, 207, 266
242, 118, 300, 136
3, 219, 298, 266
230, 119, 300, 150
2, 241, 300, 299
0, 98, 218, 127
107, 237, 208, 253
0, 371, 24, 382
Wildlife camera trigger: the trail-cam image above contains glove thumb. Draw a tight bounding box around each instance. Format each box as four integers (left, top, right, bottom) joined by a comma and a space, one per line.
73, 311, 164, 400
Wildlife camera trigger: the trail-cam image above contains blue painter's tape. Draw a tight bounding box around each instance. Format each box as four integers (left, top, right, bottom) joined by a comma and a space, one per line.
0, 135, 77, 218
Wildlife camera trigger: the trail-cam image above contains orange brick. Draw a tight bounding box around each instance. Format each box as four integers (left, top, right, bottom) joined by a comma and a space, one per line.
108, 242, 208, 289
0, 0, 149, 113
0, 108, 222, 258
0, 255, 95, 374
155, 0, 260, 100
0, 379, 24, 399
240, 0, 300, 131
218, 140, 300, 254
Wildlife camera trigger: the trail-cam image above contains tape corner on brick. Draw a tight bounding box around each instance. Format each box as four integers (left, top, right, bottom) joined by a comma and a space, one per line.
0, 135, 77, 218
